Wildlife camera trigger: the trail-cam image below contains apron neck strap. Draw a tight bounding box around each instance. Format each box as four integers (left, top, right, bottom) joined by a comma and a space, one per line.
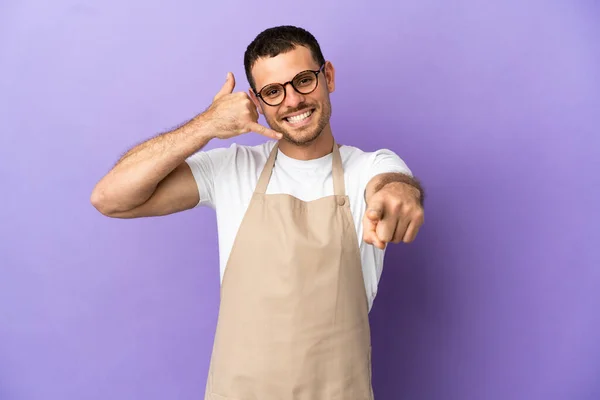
255, 140, 346, 196
331, 141, 346, 196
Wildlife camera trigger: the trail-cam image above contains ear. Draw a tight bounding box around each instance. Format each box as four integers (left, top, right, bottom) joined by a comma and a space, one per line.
324, 61, 335, 93
248, 88, 264, 115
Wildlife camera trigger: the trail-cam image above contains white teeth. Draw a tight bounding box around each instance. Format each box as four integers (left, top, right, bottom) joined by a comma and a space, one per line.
286, 110, 312, 123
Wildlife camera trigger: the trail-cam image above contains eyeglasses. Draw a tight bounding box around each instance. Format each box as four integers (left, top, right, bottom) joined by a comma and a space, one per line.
254, 64, 325, 107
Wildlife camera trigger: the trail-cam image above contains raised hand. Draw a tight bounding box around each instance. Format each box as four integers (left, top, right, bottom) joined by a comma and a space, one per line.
204, 72, 282, 140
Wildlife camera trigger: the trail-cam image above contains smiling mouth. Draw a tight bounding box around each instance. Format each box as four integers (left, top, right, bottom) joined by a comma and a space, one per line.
284, 109, 314, 124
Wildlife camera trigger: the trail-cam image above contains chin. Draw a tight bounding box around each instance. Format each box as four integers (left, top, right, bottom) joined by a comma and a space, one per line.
282, 129, 322, 146
280, 115, 325, 146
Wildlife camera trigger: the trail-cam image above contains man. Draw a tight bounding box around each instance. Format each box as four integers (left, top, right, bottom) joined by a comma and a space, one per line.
92, 25, 424, 400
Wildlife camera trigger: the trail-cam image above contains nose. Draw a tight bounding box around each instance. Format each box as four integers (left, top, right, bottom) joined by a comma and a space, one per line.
282, 82, 305, 108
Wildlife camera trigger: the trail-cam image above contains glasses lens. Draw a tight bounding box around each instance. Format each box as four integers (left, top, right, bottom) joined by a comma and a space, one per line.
260, 84, 285, 105
293, 71, 318, 94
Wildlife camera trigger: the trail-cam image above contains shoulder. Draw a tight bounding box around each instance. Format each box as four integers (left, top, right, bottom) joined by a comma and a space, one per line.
228, 140, 276, 162
187, 140, 276, 172
223, 141, 275, 175
339, 144, 412, 177
338, 144, 369, 168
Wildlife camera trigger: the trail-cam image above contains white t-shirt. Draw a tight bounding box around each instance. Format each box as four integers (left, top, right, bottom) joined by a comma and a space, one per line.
185, 141, 412, 311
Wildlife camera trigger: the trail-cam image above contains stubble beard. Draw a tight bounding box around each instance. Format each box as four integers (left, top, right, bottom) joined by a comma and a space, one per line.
265, 100, 332, 147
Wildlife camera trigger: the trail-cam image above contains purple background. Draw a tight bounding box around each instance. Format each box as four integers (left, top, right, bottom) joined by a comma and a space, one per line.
1, 0, 599, 399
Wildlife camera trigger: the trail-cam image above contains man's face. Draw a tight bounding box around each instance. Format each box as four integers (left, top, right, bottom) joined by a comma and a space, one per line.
249, 46, 335, 146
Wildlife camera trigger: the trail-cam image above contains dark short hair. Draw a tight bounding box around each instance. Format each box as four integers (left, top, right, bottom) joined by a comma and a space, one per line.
244, 25, 326, 91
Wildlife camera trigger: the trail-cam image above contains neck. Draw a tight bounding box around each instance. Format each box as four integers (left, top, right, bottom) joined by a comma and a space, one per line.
277, 125, 335, 160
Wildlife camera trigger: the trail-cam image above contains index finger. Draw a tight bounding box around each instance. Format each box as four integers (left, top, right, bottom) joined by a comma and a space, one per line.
362, 212, 386, 249
246, 121, 283, 140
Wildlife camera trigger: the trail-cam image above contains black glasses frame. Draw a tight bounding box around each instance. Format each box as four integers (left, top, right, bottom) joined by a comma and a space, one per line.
254, 64, 326, 107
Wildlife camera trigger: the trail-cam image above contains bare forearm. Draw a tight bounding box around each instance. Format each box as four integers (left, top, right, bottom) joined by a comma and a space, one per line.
366, 173, 425, 207
91, 114, 214, 213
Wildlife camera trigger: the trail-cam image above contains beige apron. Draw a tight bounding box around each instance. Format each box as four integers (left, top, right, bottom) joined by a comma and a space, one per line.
204, 140, 374, 400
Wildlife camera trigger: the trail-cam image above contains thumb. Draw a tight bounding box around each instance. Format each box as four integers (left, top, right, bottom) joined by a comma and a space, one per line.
214, 72, 236, 100
366, 199, 384, 222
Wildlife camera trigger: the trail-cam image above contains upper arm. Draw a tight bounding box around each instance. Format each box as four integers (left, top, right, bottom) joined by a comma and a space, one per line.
107, 162, 200, 218
366, 149, 412, 181
108, 146, 229, 219
362, 148, 412, 191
